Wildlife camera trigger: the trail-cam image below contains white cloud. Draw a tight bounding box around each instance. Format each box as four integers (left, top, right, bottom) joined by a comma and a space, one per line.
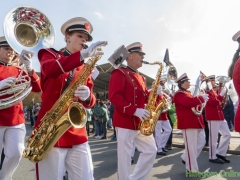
155, 17, 164, 22
93, 12, 104, 19
181, 28, 191, 33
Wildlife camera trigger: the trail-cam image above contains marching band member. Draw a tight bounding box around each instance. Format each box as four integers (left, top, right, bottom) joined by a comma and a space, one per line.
204, 75, 231, 164
0, 36, 41, 180
229, 31, 240, 132
35, 17, 107, 180
155, 78, 172, 156
174, 73, 208, 172
109, 42, 162, 180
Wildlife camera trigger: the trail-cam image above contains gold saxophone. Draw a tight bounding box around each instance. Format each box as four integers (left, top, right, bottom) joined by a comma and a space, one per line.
22, 53, 102, 163
139, 61, 168, 136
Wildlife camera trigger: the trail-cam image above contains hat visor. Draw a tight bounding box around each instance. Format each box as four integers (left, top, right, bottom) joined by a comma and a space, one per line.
232, 31, 240, 41
0, 43, 9, 47
67, 30, 93, 42
131, 50, 145, 55
176, 78, 190, 83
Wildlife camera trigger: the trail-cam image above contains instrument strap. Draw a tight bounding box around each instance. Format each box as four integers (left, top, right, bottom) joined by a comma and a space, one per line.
61, 68, 76, 94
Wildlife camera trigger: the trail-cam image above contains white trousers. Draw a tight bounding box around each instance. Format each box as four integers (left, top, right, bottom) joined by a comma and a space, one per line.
181, 129, 205, 172
0, 124, 26, 180
36, 142, 94, 180
116, 127, 157, 180
208, 120, 231, 159
155, 120, 172, 152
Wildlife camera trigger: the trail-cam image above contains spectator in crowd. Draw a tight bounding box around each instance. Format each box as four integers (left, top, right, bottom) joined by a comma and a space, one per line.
93, 100, 102, 139
222, 95, 235, 131
108, 103, 116, 141
166, 103, 176, 150
97, 101, 109, 139
106, 101, 112, 129
90, 107, 95, 134
24, 106, 28, 120
28, 106, 34, 127
33, 103, 41, 124
86, 108, 92, 136
234, 99, 239, 114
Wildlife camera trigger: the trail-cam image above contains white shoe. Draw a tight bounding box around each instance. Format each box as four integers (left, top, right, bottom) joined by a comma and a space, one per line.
97, 136, 102, 139
95, 135, 100, 139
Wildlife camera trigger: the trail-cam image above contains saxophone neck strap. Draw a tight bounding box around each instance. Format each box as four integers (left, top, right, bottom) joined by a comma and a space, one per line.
62, 68, 76, 94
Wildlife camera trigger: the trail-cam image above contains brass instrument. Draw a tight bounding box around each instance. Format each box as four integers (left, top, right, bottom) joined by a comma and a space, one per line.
191, 71, 207, 116
161, 48, 178, 112
4, 6, 55, 58
139, 61, 168, 136
216, 76, 230, 109
22, 47, 105, 162
0, 6, 55, 109
0, 65, 32, 110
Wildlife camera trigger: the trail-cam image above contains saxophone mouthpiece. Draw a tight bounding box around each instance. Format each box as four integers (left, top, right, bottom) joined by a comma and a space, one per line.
141, 61, 149, 64
83, 44, 88, 49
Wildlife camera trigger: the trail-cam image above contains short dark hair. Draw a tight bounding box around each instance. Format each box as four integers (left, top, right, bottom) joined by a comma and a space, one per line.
177, 81, 185, 89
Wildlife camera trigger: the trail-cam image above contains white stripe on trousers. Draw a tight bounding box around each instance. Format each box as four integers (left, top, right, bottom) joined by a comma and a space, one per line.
0, 124, 26, 180
181, 129, 205, 171
36, 142, 94, 180
208, 120, 231, 159
116, 127, 157, 180
155, 120, 172, 152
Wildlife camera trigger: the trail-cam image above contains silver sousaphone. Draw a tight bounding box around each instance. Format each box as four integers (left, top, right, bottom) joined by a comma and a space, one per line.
4, 6, 55, 57
0, 6, 55, 109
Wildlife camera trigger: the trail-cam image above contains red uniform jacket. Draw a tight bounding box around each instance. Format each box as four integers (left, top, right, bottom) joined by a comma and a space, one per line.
0, 65, 41, 126
174, 90, 205, 129
36, 48, 96, 147
157, 94, 168, 120
233, 59, 240, 132
109, 67, 149, 130
205, 89, 224, 121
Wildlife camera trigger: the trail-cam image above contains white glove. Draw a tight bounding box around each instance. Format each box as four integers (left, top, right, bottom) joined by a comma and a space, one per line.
19, 50, 33, 72
0, 77, 16, 90
81, 41, 107, 59
74, 85, 90, 101
207, 82, 213, 90
200, 94, 209, 101
220, 88, 227, 96
156, 86, 163, 95
134, 108, 150, 122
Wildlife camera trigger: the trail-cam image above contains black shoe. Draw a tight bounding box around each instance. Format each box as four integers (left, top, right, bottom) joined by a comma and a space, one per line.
216, 154, 230, 163
157, 152, 167, 156
162, 148, 168, 152
101, 137, 106, 139
209, 158, 224, 164
182, 160, 186, 165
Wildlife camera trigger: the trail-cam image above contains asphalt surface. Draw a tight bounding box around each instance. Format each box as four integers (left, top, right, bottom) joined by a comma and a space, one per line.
12, 125, 240, 180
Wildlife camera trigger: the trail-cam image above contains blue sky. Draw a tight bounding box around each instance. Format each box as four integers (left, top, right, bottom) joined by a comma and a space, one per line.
1, 0, 240, 84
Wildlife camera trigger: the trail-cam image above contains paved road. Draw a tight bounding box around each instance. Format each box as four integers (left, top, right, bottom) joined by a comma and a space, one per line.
13, 125, 240, 180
